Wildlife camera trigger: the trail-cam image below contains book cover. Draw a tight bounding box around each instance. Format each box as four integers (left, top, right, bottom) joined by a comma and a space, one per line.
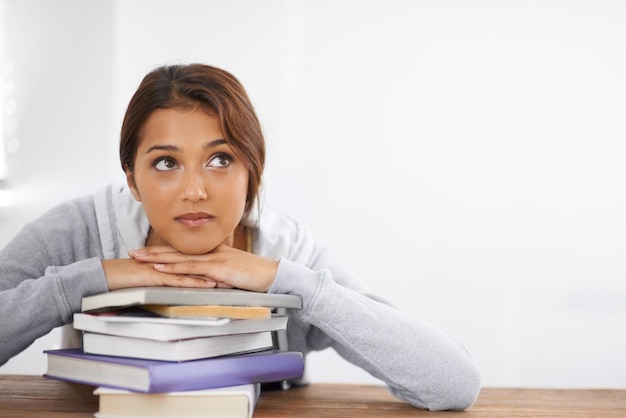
82, 331, 274, 361
73, 312, 288, 341
81, 287, 302, 313
94, 383, 260, 418
44, 348, 304, 393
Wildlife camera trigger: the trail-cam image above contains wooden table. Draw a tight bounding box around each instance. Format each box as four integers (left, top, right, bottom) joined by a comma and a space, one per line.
1, 375, 625, 417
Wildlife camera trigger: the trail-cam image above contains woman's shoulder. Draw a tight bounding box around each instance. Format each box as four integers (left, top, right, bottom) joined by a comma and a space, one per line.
32, 193, 97, 227
39, 181, 128, 225
5, 192, 100, 259
26, 181, 135, 239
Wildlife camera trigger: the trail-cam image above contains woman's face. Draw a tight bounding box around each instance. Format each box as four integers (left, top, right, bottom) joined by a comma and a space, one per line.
127, 107, 249, 254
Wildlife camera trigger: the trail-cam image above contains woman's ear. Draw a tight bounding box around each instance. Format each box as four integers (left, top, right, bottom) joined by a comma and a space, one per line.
125, 166, 141, 202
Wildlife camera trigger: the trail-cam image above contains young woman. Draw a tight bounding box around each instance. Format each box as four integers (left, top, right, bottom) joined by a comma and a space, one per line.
0, 64, 480, 411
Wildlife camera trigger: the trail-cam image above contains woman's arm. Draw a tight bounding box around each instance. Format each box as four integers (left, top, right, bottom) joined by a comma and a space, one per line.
271, 255, 481, 411
0, 200, 109, 366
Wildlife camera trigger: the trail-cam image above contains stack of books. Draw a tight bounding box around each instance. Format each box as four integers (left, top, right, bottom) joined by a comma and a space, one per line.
44, 287, 304, 418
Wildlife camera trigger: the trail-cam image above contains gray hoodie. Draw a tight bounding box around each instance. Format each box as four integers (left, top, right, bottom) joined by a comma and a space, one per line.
0, 182, 480, 410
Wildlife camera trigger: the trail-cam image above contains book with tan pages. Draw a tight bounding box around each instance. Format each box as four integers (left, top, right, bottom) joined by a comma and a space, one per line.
142, 304, 272, 320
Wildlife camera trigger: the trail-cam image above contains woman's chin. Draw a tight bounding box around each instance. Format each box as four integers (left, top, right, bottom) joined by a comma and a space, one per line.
173, 242, 218, 255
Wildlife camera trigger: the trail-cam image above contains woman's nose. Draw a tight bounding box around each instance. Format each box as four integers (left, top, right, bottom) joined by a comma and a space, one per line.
181, 171, 208, 202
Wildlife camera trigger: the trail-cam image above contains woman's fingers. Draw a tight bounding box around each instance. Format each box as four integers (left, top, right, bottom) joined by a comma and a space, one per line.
102, 258, 218, 290
160, 273, 220, 288
153, 259, 225, 278
128, 244, 277, 292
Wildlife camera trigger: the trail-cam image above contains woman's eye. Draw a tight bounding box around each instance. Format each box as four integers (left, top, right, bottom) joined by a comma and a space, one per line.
208, 154, 232, 168
154, 158, 178, 171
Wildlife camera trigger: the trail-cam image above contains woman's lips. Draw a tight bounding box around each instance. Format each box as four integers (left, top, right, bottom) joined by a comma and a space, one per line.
175, 212, 214, 228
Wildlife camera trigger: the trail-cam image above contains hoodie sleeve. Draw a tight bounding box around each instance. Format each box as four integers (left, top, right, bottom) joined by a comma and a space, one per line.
0, 198, 109, 366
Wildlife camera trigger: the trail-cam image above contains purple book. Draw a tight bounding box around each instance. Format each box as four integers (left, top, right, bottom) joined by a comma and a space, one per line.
44, 348, 304, 393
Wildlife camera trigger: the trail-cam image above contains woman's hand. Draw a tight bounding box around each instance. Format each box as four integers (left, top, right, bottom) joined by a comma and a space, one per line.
128, 244, 278, 293
102, 257, 219, 290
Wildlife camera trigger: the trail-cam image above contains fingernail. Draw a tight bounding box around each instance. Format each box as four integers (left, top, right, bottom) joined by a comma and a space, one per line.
154, 263, 165, 269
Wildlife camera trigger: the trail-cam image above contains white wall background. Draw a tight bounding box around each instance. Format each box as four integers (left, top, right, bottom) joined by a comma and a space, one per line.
1, 0, 625, 389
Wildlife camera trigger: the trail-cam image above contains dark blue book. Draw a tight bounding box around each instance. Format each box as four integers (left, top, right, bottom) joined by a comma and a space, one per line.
44, 348, 304, 393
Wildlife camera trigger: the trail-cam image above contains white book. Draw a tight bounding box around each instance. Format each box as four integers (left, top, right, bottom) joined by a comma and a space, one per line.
73, 312, 287, 341
82, 331, 274, 362
94, 383, 260, 418
81, 287, 302, 313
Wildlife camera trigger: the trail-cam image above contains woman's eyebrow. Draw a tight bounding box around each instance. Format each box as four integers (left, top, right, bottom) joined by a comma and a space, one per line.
145, 139, 227, 154
203, 139, 227, 150
145, 144, 179, 153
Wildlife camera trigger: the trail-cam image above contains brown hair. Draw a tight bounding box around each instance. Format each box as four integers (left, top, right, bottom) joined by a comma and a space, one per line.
120, 63, 265, 220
